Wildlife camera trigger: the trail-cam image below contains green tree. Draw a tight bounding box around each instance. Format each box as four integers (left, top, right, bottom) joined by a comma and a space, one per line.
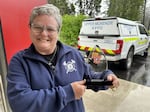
48, 0, 75, 15
108, 0, 144, 21
60, 15, 87, 46
75, 0, 102, 17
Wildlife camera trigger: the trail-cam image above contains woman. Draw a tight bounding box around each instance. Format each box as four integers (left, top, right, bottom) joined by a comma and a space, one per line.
7, 4, 119, 112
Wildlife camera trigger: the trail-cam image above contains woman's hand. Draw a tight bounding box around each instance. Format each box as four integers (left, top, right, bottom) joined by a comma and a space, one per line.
71, 80, 86, 100
107, 74, 120, 89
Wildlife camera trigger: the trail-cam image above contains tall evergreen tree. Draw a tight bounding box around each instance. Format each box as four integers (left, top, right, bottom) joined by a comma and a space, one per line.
108, 0, 144, 21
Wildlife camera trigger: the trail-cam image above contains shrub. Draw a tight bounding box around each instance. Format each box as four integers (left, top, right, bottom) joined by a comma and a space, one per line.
60, 14, 87, 47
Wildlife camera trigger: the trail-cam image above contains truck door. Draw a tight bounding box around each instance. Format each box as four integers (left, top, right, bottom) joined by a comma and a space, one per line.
138, 25, 149, 50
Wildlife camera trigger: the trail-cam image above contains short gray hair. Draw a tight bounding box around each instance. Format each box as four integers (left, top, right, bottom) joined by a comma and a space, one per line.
29, 4, 62, 32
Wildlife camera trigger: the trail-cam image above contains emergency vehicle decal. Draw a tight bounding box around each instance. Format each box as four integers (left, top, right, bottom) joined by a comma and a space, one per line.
123, 37, 139, 42
123, 37, 148, 45
138, 40, 148, 45
78, 46, 116, 55
104, 49, 115, 55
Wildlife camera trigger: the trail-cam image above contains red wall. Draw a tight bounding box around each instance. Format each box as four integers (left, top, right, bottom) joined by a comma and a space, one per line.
0, 0, 47, 63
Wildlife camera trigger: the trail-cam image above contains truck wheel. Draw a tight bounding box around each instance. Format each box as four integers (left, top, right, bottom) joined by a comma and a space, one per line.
120, 48, 134, 70
143, 48, 148, 58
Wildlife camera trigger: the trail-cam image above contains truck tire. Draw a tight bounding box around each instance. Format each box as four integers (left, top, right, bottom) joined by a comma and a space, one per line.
143, 48, 148, 58
120, 48, 134, 70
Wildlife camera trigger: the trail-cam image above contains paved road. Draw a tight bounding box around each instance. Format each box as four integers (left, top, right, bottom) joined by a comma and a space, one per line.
83, 79, 150, 112
83, 50, 150, 112
109, 55, 150, 87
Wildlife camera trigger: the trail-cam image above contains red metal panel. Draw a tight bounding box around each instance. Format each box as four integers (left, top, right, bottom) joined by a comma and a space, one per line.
0, 0, 47, 63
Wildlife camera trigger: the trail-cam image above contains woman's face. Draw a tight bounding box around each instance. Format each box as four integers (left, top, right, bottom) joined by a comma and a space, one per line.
30, 15, 59, 55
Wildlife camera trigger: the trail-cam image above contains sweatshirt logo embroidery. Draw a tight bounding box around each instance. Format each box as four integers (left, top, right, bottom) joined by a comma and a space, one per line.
63, 59, 77, 74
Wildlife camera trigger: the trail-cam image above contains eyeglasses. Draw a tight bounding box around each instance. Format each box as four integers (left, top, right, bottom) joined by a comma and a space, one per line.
30, 23, 58, 34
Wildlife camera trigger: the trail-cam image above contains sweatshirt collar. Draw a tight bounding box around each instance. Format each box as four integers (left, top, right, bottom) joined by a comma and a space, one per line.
23, 41, 72, 62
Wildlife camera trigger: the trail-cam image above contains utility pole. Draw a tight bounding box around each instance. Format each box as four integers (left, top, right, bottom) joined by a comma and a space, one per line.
143, 0, 147, 25
148, 19, 150, 30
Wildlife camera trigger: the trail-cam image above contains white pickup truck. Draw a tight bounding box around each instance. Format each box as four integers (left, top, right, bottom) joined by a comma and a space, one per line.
78, 17, 150, 70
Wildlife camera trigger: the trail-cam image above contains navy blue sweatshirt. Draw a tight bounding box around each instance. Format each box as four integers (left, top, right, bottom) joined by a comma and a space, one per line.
7, 41, 113, 112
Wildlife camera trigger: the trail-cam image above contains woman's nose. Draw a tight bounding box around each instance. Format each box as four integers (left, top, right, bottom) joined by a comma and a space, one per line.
41, 28, 49, 36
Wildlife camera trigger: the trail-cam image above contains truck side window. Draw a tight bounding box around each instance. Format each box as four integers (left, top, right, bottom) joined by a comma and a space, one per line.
138, 25, 148, 35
